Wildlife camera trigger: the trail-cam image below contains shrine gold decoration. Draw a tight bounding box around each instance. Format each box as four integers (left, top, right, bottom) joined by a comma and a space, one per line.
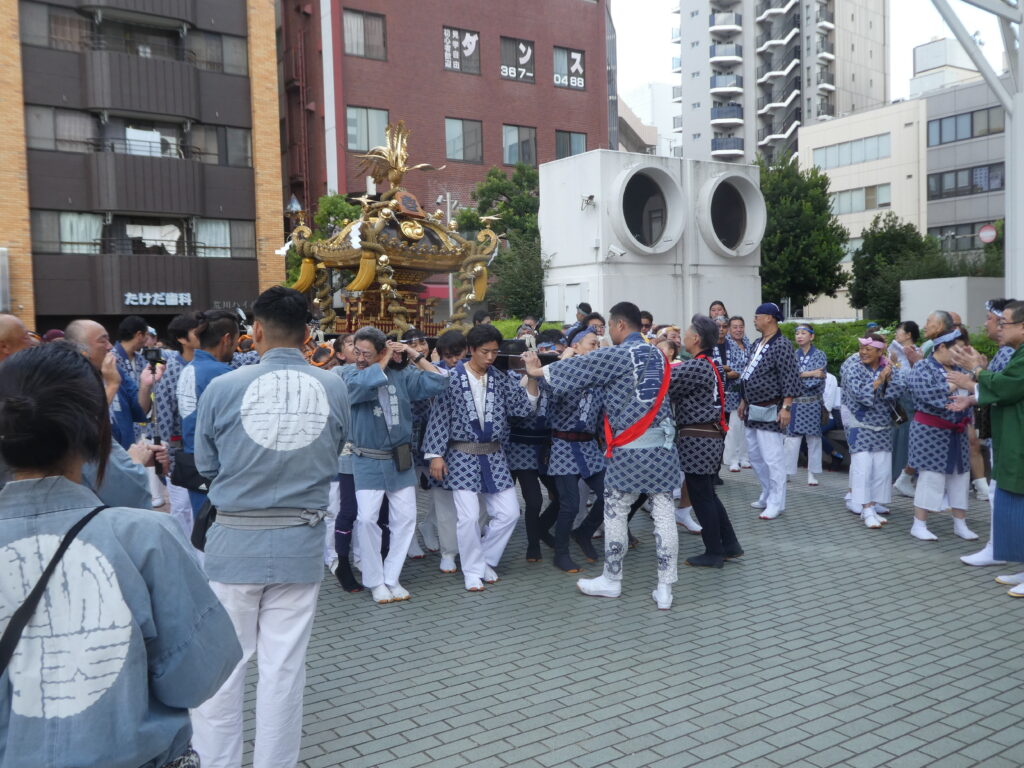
285, 121, 499, 333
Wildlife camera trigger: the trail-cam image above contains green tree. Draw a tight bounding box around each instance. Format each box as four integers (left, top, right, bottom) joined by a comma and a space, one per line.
757, 154, 849, 311
285, 194, 361, 284
459, 164, 544, 317
980, 218, 1004, 276
848, 212, 947, 322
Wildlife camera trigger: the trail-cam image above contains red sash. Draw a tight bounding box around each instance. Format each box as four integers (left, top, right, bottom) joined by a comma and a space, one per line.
602, 354, 671, 458
914, 411, 968, 434
696, 353, 730, 434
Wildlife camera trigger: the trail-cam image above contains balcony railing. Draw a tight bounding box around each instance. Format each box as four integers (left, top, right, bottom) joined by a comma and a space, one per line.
817, 99, 835, 116
31, 237, 227, 258
817, 9, 835, 24
818, 40, 835, 56
671, 27, 681, 42
672, 115, 683, 129
709, 13, 743, 29
672, 85, 682, 100
709, 44, 743, 59
711, 137, 744, 152
711, 105, 744, 121
710, 74, 744, 89
817, 70, 835, 86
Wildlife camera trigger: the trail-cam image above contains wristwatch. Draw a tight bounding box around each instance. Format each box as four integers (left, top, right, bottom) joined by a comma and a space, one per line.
970, 366, 983, 381
782, 404, 792, 411
412, 353, 425, 363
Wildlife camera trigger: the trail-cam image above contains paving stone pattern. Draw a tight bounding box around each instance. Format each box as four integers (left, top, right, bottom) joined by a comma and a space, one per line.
237, 468, 1024, 767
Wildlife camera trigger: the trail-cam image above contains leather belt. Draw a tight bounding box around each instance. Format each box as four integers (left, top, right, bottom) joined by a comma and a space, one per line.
450, 440, 501, 455
552, 430, 596, 442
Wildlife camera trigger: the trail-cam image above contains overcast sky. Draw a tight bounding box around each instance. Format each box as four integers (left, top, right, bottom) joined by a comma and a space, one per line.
611, 0, 1007, 104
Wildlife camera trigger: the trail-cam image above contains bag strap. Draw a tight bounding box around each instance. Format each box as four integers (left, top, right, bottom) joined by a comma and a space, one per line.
603, 354, 671, 458
0, 505, 108, 675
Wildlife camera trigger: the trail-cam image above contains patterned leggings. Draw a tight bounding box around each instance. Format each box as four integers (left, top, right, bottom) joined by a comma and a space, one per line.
604, 489, 678, 585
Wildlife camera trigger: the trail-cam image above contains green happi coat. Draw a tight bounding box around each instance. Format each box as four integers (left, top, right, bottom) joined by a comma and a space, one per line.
978, 346, 1024, 495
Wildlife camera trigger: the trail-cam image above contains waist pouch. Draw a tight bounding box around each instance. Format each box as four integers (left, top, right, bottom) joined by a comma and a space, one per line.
747, 404, 779, 423
353, 443, 414, 472
171, 451, 210, 493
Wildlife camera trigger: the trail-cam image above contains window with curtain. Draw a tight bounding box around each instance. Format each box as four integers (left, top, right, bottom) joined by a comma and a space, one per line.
230, 221, 256, 259
49, 8, 91, 51
346, 106, 388, 152
190, 125, 219, 163
190, 30, 223, 71
226, 128, 252, 166
59, 212, 103, 254
553, 47, 585, 89
222, 35, 248, 75
445, 118, 482, 162
197, 219, 232, 258
502, 125, 536, 166
344, 10, 386, 59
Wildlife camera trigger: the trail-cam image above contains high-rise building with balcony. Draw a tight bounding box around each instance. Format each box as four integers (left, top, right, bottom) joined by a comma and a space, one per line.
4, 0, 283, 332
673, 0, 889, 163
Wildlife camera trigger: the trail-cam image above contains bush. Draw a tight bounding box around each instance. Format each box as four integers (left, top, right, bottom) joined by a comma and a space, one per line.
491, 319, 563, 339
778, 321, 998, 376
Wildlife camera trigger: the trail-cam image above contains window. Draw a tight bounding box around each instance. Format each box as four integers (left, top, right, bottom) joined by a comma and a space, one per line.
343, 9, 386, 60
927, 106, 1005, 146
48, 7, 91, 51
443, 27, 480, 74
500, 37, 535, 82
225, 128, 252, 167
230, 221, 256, 259
553, 47, 586, 89
346, 106, 388, 152
184, 125, 252, 166
555, 130, 586, 159
502, 124, 536, 165
190, 125, 220, 164
197, 219, 231, 258
929, 221, 989, 252
18, 1, 48, 46
24, 106, 95, 152
830, 184, 891, 215
190, 32, 247, 74
927, 163, 1005, 200
445, 118, 483, 162
811, 133, 890, 170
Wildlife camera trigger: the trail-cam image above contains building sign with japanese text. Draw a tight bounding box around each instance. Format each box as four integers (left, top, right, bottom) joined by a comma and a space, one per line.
500, 37, 535, 82
443, 27, 480, 74
554, 47, 585, 90
124, 292, 193, 307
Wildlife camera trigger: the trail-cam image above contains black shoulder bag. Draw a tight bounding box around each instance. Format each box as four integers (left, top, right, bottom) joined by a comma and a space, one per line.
0, 505, 108, 675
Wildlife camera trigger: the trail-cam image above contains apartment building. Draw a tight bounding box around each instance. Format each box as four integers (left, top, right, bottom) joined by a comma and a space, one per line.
673, 0, 889, 163
6, 0, 283, 331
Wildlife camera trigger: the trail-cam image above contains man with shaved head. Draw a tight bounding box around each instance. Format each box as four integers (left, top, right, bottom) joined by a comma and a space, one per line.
0, 314, 35, 363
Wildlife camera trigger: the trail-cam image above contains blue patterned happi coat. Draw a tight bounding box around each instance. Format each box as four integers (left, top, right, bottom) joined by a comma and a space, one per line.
787, 346, 827, 437
540, 333, 679, 493
546, 387, 605, 479
423, 363, 537, 493
839, 354, 902, 453
907, 357, 972, 474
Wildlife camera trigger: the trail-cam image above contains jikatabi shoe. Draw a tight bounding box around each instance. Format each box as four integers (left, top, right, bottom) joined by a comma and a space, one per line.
729, 463, 741, 472
525, 544, 542, 562
651, 584, 673, 610
740, 460, 752, 469
759, 507, 782, 520
371, 584, 394, 604
685, 553, 724, 568
962, 544, 1006, 567
386, 583, 410, 601
439, 555, 458, 573
577, 574, 621, 598
994, 573, 1024, 586
723, 547, 744, 560
862, 508, 884, 529
751, 499, 768, 510
553, 553, 581, 573
1007, 583, 1024, 598
464, 576, 485, 592
571, 530, 600, 562
483, 565, 500, 583
334, 560, 364, 593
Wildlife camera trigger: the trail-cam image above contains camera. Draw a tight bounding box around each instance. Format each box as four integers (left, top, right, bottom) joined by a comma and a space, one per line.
142, 347, 164, 366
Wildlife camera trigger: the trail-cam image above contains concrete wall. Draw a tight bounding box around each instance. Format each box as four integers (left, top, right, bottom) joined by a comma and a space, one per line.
832, 0, 889, 115
900, 276, 1004, 331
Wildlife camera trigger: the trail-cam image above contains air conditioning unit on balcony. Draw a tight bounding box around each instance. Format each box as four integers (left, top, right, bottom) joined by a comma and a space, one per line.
539, 150, 766, 324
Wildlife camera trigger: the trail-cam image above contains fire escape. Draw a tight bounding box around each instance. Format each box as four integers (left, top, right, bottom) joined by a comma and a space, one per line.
284, 19, 310, 212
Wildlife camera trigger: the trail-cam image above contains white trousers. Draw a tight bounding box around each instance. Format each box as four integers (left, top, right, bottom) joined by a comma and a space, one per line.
745, 427, 787, 512
784, 434, 823, 475
850, 451, 892, 508
355, 486, 417, 587
166, 480, 193, 539
723, 410, 750, 466
431, 487, 459, 557
452, 487, 519, 583
324, 479, 340, 565
915, 469, 969, 512
191, 581, 320, 768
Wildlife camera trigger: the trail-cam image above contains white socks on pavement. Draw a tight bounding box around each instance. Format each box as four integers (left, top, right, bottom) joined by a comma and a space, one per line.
911, 520, 937, 541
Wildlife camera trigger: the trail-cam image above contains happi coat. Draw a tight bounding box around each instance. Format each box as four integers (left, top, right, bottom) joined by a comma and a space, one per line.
668, 355, 727, 475
339, 362, 447, 491
788, 345, 827, 437
422, 362, 537, 494
723, 337, 749, 413
907, 356, 971, 474
545, 386, 605, 479
540, 332, 679, 494
194, 347, 350, 584
505, 373, 552, 473
738, 331, 801, 434
0, 476, 241, 768
839, 354, 901, 453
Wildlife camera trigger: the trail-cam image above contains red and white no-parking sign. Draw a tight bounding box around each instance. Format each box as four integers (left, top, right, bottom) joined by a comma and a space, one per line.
978, 224, 998, 244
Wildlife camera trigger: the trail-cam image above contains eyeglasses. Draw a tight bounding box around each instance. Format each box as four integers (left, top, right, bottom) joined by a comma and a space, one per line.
352, 348, 376, 358
997, 320, 1024, 328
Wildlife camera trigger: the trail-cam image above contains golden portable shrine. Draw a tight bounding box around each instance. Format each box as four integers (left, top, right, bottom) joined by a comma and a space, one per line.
288, 121, 500, 335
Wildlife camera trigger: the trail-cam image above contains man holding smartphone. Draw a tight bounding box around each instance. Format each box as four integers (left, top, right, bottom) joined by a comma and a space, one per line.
340, 326, 448, 603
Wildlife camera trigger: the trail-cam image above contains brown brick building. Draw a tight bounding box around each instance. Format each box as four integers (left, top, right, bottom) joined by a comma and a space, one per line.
4, 0, 282, 332
279, 0, 618, 216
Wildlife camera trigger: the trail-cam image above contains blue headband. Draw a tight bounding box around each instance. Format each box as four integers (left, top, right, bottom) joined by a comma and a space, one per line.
571, 326, 598, 344
934, 328, 962, 346
795, 324, 814, 335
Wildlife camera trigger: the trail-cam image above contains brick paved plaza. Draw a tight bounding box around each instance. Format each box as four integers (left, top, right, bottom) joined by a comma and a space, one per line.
240, 468, 1023, 768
